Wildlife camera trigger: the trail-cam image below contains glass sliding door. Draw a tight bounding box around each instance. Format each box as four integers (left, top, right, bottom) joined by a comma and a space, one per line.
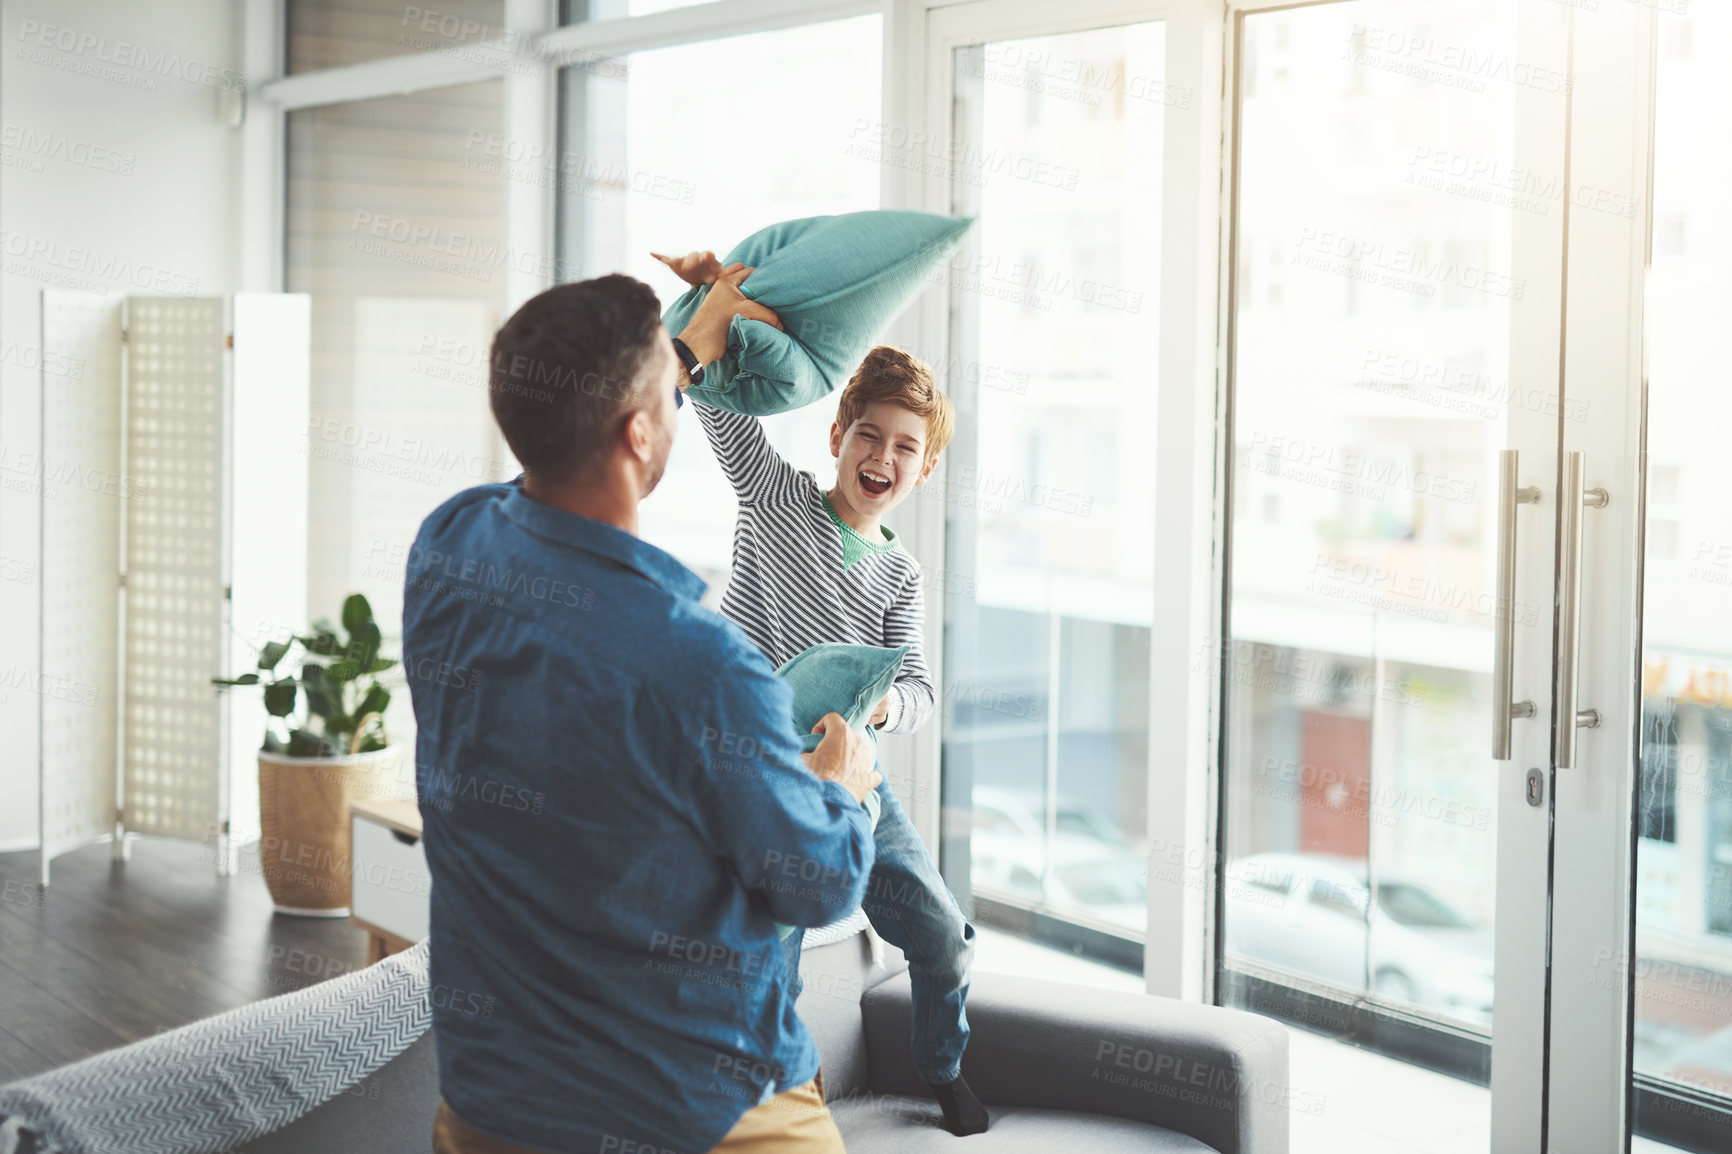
1630, 2, 1732, 1148
1219, 1, 1568, 1148
932, 8, 1165, 967
921, 0, 1718, 1147
1221, 0, 1729, 1148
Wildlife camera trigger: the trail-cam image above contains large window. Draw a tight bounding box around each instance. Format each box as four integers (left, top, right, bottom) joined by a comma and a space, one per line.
286, 81, 512, 754
262, 1, 1732, 1144
557, 15, 883, 588
940, 23, 1164, 959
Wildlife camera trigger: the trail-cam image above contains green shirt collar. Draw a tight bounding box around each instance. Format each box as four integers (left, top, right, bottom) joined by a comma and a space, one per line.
821, 492, 897, 571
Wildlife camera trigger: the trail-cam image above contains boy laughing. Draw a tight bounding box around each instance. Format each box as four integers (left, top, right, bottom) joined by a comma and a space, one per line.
658, 251, 988, 1136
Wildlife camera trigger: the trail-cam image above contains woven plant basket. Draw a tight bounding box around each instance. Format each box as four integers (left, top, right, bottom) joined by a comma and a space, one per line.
257, 745, 402, 916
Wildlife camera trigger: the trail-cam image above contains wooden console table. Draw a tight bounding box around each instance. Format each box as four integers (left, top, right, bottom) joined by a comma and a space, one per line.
349, 797, 427, 964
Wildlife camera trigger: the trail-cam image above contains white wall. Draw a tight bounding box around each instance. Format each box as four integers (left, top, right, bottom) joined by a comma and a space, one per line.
0, 0, 242, 850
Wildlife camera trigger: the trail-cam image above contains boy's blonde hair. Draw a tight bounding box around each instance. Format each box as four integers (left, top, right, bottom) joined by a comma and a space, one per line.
834, 346, 955, 468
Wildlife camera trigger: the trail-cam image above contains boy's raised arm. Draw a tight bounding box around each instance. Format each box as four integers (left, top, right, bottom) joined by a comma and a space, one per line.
694, 399, 802, 504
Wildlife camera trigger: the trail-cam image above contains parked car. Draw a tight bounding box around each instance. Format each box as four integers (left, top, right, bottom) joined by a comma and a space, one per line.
1223, 852, 1494, 1027
969, 787, 1148, 933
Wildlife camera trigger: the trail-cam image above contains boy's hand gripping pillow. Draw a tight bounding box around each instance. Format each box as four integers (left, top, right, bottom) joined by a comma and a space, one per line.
662, 211, 974, 415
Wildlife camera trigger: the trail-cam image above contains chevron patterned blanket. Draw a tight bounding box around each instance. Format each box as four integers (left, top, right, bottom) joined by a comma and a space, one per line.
0, 940, 430, 1154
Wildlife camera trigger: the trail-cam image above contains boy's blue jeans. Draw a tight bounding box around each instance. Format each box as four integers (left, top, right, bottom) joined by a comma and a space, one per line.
781, 773, 976, 1085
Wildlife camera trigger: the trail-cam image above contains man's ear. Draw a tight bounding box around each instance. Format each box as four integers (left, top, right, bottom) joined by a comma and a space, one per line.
829, 420, 842, 459
625, 408, 654, 466
914, 453, 939, 486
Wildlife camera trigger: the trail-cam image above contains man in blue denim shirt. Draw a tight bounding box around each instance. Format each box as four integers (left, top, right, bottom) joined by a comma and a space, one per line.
405, 270, 881, 1154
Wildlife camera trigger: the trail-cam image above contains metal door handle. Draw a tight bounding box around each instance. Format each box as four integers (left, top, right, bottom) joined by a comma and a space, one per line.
1555, 451, 1608, 769
1493, 450, 1540, 760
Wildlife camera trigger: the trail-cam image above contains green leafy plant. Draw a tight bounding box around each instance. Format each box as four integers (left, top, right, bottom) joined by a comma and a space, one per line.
212, 593, 399, 758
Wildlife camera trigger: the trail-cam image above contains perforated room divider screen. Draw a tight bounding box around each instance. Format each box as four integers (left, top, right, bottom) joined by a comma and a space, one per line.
121, 297, 229, 842
38, 292, 124, 873
37, 291, 309, 881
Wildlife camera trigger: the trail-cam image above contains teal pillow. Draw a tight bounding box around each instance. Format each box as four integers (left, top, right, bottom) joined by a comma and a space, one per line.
662, 211, 975, 415
775, 642, 908, 753
772, 642, 903, 941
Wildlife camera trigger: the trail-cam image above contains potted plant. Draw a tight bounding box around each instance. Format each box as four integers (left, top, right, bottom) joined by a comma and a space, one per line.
213, 593, 400, 917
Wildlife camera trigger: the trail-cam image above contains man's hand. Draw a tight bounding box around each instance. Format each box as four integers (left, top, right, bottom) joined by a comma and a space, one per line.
651, 250, 737, 286
675, 265, 782, 368
799, 713, 880, 805
869, 696, 889, 728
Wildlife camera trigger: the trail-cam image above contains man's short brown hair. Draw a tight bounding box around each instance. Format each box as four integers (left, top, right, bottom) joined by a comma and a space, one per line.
488, 274, 665, 485
833, 346, 955, 467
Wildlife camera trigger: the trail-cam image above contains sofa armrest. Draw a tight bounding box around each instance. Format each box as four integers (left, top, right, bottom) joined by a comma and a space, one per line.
861, 971, 1289, 1154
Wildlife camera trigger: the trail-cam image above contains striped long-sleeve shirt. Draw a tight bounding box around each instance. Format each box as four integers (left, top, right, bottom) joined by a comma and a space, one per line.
696, 399, 935, 735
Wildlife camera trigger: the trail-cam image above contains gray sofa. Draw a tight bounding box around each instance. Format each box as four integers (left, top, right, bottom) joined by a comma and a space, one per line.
0, 931, 1288, 1154
788, 933, 1290, 1153
243, 932, 1287, 1154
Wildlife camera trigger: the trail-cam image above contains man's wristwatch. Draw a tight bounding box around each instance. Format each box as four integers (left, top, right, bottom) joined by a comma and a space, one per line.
669, 337, 704, 388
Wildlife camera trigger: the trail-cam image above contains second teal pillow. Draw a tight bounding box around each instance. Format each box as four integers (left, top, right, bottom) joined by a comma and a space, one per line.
775, 642, 908, 753
772, 642, 901, 942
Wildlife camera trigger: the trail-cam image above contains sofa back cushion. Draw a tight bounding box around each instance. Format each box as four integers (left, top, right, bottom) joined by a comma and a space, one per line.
861, 971, 1289, 1154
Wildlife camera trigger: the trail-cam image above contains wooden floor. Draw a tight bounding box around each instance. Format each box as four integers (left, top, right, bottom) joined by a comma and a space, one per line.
0, 837, 369, 1082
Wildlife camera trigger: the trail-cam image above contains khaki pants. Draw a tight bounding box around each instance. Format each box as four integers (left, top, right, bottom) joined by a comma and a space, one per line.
432, 1074, 845, 1154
